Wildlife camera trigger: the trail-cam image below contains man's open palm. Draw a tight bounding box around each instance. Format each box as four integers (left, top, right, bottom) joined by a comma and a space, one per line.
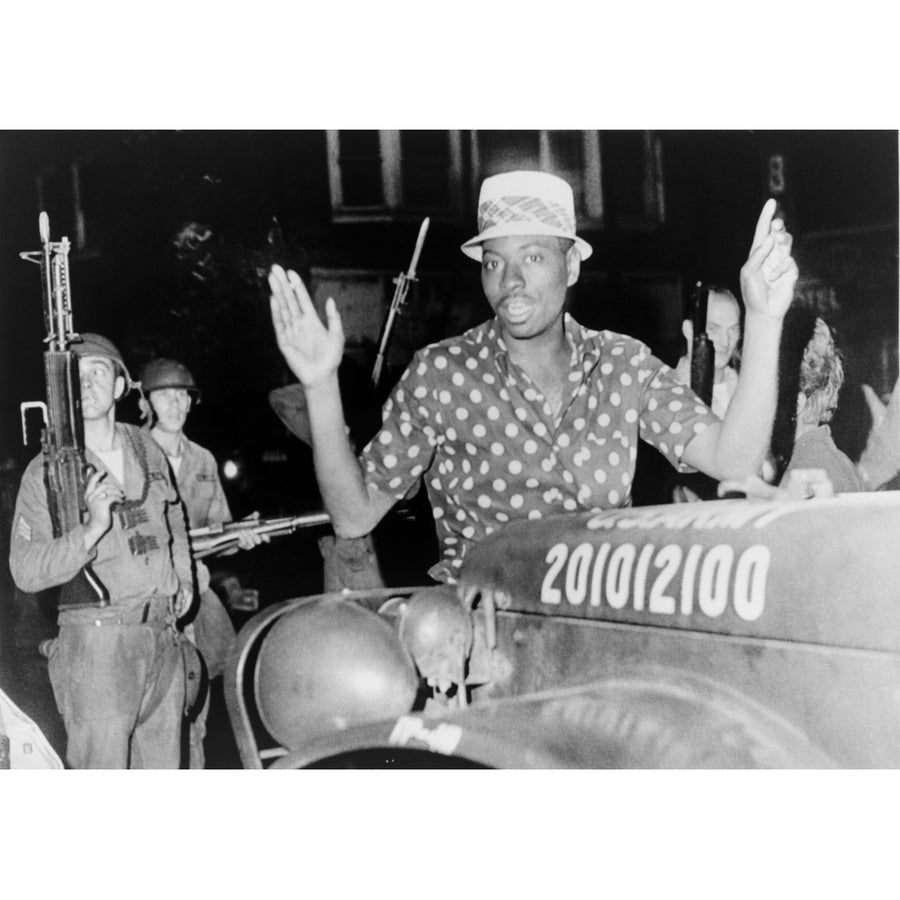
269, 263, 344, 387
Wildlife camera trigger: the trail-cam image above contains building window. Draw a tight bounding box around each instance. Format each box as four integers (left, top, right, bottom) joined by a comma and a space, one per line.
471, 130, 603, 224
327, 130, 463, 221
400, 131, 454, 208
334, 130, 385, 207
470, 130, 664, 229
600, 131, 665, 228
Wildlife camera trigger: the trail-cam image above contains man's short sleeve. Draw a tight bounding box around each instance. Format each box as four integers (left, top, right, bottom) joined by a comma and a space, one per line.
358, 352, 438, 501
639, 356, 720, 473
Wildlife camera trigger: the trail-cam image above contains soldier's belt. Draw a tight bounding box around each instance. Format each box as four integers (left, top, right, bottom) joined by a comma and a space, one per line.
58, 597, 173, 628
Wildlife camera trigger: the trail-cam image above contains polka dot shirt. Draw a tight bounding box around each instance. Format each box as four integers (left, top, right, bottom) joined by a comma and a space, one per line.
360, 314, 718, 582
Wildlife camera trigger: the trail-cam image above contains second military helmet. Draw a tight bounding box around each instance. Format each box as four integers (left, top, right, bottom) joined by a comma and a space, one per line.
138, 358, 202, 402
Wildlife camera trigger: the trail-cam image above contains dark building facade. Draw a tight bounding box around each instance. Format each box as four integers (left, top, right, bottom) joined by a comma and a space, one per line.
0, 129, 896, 494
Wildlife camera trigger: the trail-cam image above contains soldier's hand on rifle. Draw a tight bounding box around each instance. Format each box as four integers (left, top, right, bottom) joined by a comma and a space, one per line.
269, 264, 344, 388
222, 512, 270, 554
234, 530, 266, 550
740, 199, 798, 320
82, 470, 125, 549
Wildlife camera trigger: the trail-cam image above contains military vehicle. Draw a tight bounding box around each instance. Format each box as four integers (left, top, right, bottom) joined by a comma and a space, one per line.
225, 492, 900, 768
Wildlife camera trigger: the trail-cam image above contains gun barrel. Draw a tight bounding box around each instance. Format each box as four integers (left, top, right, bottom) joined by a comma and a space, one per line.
690, 337, 714, 406
371, 217, 430, 390
407, 217, 430, 281
189, 511, 331, 558
689, 282, 714, 406
691, 281, 710, 333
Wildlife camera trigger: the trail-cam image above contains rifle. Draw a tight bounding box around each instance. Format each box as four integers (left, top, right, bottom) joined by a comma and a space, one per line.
20, 213, 108, 609
189, 511, 331, 559
689, 281, 714, 407
371, 217, 430, 391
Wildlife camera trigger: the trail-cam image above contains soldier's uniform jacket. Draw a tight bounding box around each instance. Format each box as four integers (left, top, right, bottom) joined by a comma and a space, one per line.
156, 433, 232, 594
9, 423, 192, 612
152, 431, 238, 692
164, 435, 232, 529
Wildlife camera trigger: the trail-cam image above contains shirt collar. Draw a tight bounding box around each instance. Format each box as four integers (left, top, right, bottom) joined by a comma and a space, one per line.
485, 313, 598, 356
484, 313, 602, 382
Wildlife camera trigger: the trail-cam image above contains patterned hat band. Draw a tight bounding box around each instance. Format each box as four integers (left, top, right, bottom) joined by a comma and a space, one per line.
461, 171, 593, 262
477, 195, 575, 235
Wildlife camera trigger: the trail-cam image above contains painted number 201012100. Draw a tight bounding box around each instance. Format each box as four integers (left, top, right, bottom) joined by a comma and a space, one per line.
540, 541, 770, 623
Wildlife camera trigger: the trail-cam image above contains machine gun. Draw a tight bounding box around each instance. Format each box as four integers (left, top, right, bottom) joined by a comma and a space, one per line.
371, 217, 429, 392
189, 511, 331, 559
20, 213, 108, 609
689, 281, 714, 406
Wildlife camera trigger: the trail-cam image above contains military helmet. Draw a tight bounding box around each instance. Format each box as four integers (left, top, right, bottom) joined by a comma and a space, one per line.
73, 332, 134, 390
138, 358, 202, 402
255, 597, 418, 750
398, 586, 474, 693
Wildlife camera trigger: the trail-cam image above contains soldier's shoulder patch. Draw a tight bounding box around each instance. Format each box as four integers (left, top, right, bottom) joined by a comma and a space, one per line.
16, 515, 32, 542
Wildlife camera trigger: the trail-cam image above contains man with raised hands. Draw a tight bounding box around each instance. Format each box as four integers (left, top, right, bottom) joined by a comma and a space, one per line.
269, 171, 797, 583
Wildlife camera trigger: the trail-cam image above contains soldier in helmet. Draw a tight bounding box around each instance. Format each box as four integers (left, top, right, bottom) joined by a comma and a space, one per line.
138, 357, 265, 767
9, 334, 195, 768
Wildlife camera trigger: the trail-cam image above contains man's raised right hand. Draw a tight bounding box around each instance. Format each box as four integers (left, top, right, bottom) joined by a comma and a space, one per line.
269, 264, 345, 387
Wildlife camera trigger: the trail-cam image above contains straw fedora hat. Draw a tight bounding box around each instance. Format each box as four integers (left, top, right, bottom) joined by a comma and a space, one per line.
460, 170, 593, 262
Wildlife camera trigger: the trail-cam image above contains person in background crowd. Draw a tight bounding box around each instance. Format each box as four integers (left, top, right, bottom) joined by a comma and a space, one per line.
674, 286, 742, 419
724, 309, 872, 501
670, 287, 744, 501
858, 376, 900, 490
9, 334, 194, 768
139, 357, 265, 768
776, 313, 863, 492
269, 170, 798, 583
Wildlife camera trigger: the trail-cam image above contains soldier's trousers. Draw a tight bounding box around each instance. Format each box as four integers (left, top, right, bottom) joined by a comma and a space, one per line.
47, 609, 185, 769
